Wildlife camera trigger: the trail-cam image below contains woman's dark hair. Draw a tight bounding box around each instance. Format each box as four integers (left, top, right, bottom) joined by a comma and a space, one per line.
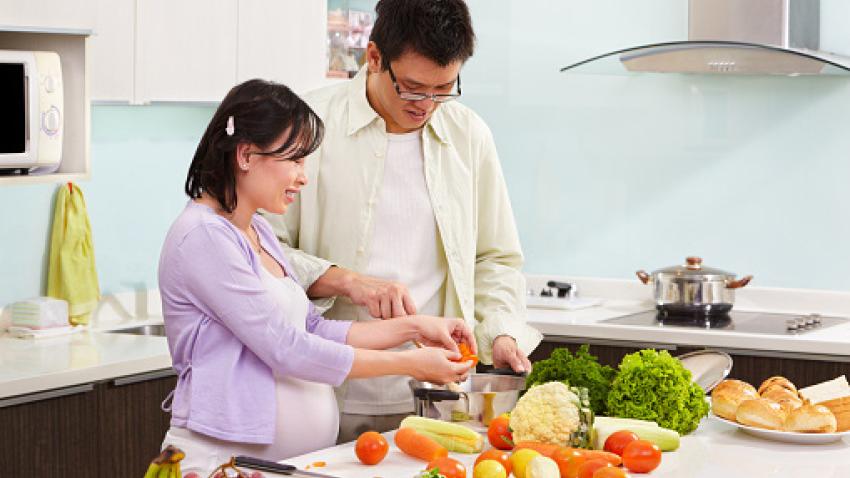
370, 0, 475, 70
185, 79, 324, 213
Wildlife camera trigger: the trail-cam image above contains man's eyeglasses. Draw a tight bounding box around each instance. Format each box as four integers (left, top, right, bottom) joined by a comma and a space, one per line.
387, 64, 461, 103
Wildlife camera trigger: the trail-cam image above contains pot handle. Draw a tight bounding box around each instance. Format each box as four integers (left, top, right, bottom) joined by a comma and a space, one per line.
413, 388, 461, 401
636, 270, 651, 284
481, 367, 528, 377
726, 275, 753, 289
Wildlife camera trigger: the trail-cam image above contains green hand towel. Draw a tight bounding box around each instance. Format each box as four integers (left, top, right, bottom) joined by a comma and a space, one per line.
47, 183, 100, 326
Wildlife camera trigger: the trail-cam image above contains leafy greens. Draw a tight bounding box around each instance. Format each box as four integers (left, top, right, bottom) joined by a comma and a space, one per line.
525, 344, 616, 415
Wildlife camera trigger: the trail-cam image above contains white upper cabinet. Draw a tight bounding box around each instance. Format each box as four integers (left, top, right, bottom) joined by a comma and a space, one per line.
236, 0, 327, 94
136, 0, 238, 102
88, 0, 134, 102
0, 0, 96, 30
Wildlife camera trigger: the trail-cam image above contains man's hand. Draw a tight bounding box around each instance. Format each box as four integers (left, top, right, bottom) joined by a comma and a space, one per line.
344, 273, 417, 319
492, 335, 531, 373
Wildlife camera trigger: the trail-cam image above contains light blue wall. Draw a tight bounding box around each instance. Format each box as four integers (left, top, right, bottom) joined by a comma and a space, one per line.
2, 1, 849, 308
462, 0, 850, 290
0, 105, 214, 306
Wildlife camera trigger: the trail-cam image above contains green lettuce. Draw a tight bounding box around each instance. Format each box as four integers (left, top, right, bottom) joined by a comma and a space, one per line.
606, 349, 709, 435
526, 344, 616, 414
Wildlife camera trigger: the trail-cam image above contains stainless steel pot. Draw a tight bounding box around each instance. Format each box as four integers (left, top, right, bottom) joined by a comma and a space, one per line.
636, 256, 752, 317
409, 370, 526, 424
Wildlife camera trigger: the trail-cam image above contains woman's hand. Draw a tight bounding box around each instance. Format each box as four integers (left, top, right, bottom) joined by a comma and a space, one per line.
405, 347, 474, 384
414, 316, 477, 356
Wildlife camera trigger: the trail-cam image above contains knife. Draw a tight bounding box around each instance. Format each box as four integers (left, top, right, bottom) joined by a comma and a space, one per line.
234, 456, 342, 478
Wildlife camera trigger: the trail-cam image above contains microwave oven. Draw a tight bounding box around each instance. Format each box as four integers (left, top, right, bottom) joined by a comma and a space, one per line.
0, 50, 63, 174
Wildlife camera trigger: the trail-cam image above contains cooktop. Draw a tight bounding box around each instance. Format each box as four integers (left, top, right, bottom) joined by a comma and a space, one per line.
601, 310, 850, 336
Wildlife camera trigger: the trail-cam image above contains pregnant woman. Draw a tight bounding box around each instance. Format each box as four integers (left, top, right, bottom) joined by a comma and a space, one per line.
157, 79, 476, 474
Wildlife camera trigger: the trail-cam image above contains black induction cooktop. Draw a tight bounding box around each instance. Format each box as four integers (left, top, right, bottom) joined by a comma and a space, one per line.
601, 310, 849, 336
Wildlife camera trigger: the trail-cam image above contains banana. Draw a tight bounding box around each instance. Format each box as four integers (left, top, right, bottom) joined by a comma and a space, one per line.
143, 463, 161, 478
172, 462, 181, 478
157, 462, 171, 478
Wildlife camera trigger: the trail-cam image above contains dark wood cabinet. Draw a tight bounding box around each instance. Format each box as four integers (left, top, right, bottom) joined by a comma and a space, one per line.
97, 370, 177, 478
0, 370, 175, 478
0, 384, 98, 477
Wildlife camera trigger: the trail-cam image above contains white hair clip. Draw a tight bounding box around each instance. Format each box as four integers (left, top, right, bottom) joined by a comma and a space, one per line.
225, 115, 236, 136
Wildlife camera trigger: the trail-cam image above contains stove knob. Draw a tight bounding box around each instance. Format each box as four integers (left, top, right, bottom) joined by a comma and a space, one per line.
811, 313, 822, 325
786, 319, 799, 331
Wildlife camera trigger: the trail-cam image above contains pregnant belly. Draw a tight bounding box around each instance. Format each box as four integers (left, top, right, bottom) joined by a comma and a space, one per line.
271, 375, 340, 459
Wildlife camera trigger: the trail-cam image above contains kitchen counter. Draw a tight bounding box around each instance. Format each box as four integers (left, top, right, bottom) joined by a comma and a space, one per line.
524, 275, 850, 359
284, 418, 850, 478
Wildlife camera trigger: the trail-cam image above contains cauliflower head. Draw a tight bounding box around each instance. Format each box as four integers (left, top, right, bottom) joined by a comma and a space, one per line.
509, 381, 580, 445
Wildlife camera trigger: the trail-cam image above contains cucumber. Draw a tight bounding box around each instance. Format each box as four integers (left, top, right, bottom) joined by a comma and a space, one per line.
592, 420, 680, 452
594, 416, 660, 428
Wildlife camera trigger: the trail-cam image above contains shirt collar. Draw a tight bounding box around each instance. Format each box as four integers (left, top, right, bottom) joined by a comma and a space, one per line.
346, 66, 450, 144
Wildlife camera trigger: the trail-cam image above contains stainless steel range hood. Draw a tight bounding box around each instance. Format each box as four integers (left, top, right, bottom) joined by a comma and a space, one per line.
561, 0, 850, 76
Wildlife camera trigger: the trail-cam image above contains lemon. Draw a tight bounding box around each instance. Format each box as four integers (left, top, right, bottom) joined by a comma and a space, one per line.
473, 459, 507, 478
509, 449, 541, 478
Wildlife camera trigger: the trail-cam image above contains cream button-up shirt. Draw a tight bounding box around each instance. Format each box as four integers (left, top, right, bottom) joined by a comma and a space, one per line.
264, 66, 542, 365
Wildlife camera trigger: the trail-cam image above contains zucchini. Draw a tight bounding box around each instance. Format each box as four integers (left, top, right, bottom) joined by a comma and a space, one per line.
591, 418, 680, 452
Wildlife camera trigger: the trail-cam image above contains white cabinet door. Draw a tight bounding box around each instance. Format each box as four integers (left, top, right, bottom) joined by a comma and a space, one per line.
136, 0, 238, 102
236, 0, 327, 94
89, 0, 134, 102
0, 0, 96, 30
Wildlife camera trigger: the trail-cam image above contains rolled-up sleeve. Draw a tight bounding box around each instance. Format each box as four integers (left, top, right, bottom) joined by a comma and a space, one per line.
179, 223, 354, 386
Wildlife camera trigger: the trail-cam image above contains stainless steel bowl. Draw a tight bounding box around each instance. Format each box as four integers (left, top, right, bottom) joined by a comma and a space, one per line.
409, 371, 526, 423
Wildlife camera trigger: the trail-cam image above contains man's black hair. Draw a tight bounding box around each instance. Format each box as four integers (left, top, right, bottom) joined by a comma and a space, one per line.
370, 0, 476, 69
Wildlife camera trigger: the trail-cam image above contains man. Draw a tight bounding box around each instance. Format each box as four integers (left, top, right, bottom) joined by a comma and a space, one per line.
264, 0, 541, 441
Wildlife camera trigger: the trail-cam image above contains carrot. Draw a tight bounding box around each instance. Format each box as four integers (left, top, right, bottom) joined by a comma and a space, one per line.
567, 448, 622, 467
513, 441, 562, 458
453, 342, 479, 367
394, 427, 448, 462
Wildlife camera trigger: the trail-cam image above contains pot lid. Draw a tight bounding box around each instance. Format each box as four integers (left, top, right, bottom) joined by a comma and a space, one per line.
654, 256, 734, 278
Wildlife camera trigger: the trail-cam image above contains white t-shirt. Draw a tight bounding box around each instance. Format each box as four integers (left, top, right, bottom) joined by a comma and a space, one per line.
342, 130, 448, 414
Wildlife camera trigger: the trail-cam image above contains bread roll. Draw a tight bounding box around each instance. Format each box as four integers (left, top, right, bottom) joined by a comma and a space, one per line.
758, 376, 797, 395
736, 398, 786, 430
761, 385, 803, 409
785, 404, 837, 433
712, 380, 759, 421
819, 396, 850, 432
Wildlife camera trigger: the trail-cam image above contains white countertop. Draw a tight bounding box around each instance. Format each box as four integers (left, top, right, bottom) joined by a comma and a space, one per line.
525, 275, 850, 358
2, 277, 850, 400
282, 418, 850, 478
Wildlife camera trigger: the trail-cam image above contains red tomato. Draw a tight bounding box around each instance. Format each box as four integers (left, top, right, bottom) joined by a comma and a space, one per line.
603, 430, 639, 457
551, 447, 583, 478
622, 440, 662, 473
593, 467, 629, 478
475, 448, 512, 475
487, 414, 513, 450
355, 431, 389, 465
577, 459, 613, 478
426, 456, 467, 478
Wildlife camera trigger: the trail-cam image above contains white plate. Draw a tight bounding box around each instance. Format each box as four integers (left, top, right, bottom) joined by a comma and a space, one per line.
711, 412, 850, 444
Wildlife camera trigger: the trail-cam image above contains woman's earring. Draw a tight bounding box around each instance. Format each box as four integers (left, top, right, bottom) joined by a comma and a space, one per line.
240, 162, 249, 171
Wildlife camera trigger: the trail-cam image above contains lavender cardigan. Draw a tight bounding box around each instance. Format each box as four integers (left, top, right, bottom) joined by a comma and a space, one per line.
158, 202, 354, 443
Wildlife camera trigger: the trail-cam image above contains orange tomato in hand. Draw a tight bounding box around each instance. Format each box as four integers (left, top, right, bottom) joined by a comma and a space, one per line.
426, 456, 467, 478
475, 448, 512, 475
487, 414, 513, 450
622, 440, 661, 473
603, 430, 639, 457
355, 431, 389, 465
454, 342, 479, 367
